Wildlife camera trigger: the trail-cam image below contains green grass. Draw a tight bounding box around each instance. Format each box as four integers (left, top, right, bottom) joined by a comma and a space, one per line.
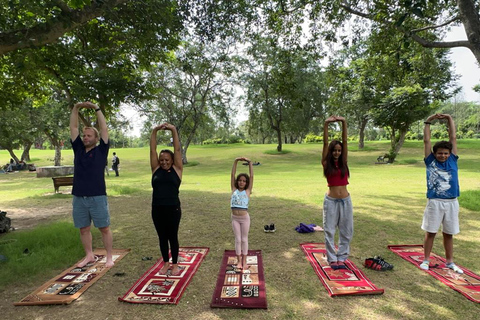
0, 221, 84, 287
1, 139, 480, 319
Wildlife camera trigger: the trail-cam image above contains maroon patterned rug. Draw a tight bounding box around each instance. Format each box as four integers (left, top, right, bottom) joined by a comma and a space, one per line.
119, 247, 209, 304
14, 248, 130, 305
210, 250, 267, 309
301, 243, 384, 296
388, 244, 480, 303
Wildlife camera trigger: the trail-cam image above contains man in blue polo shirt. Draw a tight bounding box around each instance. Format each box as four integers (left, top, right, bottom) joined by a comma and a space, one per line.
69, 101, 114, 268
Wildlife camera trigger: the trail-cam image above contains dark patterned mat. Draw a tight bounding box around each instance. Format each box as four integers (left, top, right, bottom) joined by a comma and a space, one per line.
210, 250, 267, 309
15, 248, 130, 305
301, 243, 384, 296
119, 247, 208, 304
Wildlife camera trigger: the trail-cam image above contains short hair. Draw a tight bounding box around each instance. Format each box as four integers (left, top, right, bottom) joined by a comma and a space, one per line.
433, 141, 452, 153
235, 173, 250, 190
160, 149, 174, 160
83, 127, 99, 139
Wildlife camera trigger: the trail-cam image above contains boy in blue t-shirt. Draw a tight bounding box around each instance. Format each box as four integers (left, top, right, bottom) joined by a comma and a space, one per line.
420, 113, 463, 274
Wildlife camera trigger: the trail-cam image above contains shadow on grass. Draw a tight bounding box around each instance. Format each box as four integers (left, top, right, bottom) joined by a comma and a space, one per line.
2, 190, 479, 320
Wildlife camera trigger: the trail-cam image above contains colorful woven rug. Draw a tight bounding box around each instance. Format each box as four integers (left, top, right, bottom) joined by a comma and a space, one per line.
119, 247, 209, 304
210, 250, 267, 309
14, 248, 130, 306
301, 243, 384, 296
388, 244, 480, 303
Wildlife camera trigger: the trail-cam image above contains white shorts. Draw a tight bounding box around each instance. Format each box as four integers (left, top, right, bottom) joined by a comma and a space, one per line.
421, 198, 459, 235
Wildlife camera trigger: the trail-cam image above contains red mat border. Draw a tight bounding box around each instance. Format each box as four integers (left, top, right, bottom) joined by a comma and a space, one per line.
210, 249, 267, 309
388, 244, 480, 303
118, 247, 209, 305
301, 242, 384, 297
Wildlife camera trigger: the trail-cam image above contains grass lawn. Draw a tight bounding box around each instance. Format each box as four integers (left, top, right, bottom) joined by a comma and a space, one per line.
1, 140, 479, 319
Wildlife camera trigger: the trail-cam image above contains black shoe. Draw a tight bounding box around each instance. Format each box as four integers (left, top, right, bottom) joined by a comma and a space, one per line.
264, 225, 270, 233
364, 256, 394, 271
269, 223, 276, 233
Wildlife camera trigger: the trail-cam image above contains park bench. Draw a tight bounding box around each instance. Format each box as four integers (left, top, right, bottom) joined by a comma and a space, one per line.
52, 176, 74, 193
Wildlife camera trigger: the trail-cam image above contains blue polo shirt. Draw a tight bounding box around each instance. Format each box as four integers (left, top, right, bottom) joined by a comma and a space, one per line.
71, 135, 109, 196
425, 152, 459, 199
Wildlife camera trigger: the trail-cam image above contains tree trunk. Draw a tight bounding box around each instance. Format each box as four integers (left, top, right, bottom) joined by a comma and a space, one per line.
21, 142, 32, 161
358, 116, 368, 149
393, 128, 408, 155
276, 129, 282, 152
54, 144, 62, 166
7, 148, 20, 163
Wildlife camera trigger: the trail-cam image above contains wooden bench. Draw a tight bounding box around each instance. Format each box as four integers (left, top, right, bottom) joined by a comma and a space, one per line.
52, 176, 74, 193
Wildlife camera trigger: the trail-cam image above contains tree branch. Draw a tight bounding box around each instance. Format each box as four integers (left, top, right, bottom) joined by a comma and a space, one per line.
340, 2, 472, 50
410, 16, 460, 32
0, 0, 128, 56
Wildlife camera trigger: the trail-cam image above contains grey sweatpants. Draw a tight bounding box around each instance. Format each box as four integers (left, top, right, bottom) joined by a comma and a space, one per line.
323, 194, 354, 263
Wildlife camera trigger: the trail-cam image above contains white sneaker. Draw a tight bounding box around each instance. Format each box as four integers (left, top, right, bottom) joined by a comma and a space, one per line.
447, 263, 464, 274
420, 261, 429, 270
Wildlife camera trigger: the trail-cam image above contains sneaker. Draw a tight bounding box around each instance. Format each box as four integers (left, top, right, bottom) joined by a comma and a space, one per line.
419, 261, 429, 271
263, 225, 270, 233
364, 256, 394, 271
329, 261, 339, 270
337, 261, 347, 269
446, 262, 464, 274
269, 223, 276, 233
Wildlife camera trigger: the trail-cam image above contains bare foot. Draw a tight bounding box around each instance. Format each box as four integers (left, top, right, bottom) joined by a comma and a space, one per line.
159, 262, 170, 274
236, 255, 243, 269
242, 255, 247, 269
171, 265, 181, 276
105, 258, 114, 268
77, 255, 96, 268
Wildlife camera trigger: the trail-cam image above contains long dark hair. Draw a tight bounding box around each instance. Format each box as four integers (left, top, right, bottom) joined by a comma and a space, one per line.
323, 140, 349, 178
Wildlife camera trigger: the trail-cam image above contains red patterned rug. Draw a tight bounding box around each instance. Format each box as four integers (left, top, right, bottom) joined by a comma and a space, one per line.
388, 244, 480, 303
301, 243, 384, 296
14, 248, 130, 306
119, 247, 209, 304
210, 250, 267, 309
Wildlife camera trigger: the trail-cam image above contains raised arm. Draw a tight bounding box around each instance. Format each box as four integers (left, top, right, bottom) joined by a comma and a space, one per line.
231, 157, 242, 191
150, 125, 162, 172
168, 124, 183, 174
423, 114, 437, 158
94, 104, 108, 144
443, 114, 457, 155
338, 116, 348, 163
322, 116, 336, 165
70, 104, 80, 141
245, 158, 254, 194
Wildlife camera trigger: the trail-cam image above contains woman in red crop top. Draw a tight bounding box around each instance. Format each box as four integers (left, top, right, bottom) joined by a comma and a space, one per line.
321, 116, 353, 270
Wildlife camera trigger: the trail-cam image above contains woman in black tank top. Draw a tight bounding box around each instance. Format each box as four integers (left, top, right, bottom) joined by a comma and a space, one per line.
150, 123, 183, 275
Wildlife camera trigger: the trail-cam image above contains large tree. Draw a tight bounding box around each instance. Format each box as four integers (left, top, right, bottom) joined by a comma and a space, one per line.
314, 0, 480, 65
0, 0, 130, 55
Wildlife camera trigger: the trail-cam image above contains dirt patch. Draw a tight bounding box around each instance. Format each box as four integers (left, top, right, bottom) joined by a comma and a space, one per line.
2, 198, 72, 231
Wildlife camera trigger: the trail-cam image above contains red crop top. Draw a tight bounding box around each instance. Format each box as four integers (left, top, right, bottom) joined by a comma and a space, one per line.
325, 162, 349, 187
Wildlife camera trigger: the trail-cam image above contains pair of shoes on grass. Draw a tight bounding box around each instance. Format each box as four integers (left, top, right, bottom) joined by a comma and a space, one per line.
263, 223, 276, 233
364, 256, 394, 271
420, 260, 463, 274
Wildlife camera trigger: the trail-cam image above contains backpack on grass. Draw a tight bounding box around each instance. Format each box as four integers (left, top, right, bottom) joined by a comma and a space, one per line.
0, 211, 11, 233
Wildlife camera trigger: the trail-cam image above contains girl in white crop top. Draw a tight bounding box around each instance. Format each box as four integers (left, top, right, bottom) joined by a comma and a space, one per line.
230, 157, 254, 269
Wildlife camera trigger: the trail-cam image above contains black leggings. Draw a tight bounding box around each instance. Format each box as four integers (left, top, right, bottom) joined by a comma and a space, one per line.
151, 205, 182, 264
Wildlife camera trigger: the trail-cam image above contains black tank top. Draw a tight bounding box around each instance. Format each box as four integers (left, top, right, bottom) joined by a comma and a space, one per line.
151, 166, 181, 206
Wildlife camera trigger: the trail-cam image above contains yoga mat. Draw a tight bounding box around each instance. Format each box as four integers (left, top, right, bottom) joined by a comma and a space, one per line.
14, 248, 130, 306
301, 243, 384, 296
388, 244, 480, 303
210, 250, 267, 309
119, 247, 209, 304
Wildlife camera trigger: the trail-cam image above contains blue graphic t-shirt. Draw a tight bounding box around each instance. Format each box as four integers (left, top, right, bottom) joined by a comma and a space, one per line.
231, 189, 249, 209
425, 152, 459, 199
